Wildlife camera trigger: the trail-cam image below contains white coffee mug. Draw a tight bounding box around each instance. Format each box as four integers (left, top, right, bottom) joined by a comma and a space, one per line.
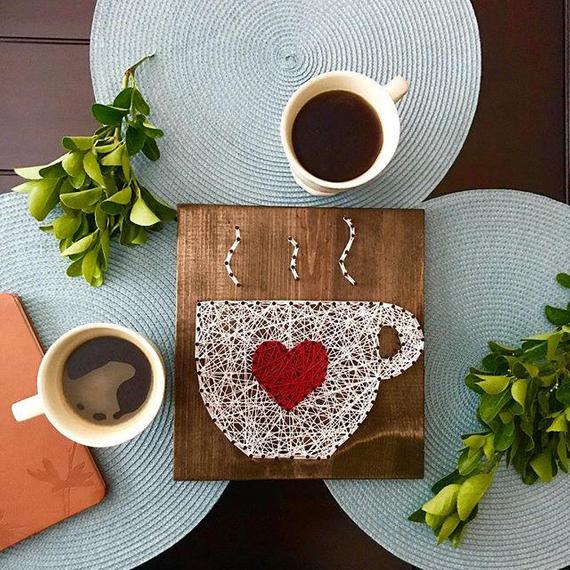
280, 71, 408, 196
11, 323, 165, 447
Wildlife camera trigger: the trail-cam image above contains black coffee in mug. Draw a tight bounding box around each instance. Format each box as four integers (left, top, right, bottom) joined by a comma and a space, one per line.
62, 336, 152, 425
291, 90, 383, 182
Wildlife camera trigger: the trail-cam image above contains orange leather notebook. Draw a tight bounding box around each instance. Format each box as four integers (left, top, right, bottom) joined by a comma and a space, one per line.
0, 294, 106, 552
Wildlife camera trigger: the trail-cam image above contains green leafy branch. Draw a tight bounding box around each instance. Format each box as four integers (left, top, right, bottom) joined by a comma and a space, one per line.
12, 54, 175, 287
409, 272, 570, 546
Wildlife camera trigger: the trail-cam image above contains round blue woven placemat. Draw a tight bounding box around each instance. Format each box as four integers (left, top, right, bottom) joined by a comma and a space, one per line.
327, 189, 570, 570
0, 193, 227, 570
90, 0, 480, 208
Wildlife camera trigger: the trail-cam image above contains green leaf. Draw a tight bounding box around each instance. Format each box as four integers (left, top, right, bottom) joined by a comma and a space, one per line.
555, 375, 570, 406
83, 152, 106, 187
121, 151, 131, 181
100, 229, 110, 270
125, 125, 146, 156
102, 174, 118, 197
483, 434, 495, 460
52, 214, 81, 240
457, 473, 493, 521
431, 469, 463, 494
130, 226, 148, 245
27, 178, 61, 220
475, 374, 511, 395
130, 196, 160, 226
101, 185, 132, 214
407, 508, 426, 523
494, 420, 516, 451
425, 512, 445, 531
12, 180, 38, 194
546, 413, 567, 433
545, 305, 570, 326
437, 513, 461, 544
65, 257, 84, 277
62, 151, 84, 177
94, 141, 117, 153
556, 273, 570, 288
521, 340, 547, 360
458, 448, 482, 476
499, 410, 514, 423
488, 341, 519, 355
557, 434, 568, 471
421, 484, 461, 517
133, 89, 150, 115
38, 162, 66, 178
141, 119, 163, 138
14, 165, 44, 180
539, 373, 557, 388
478, 389, 512, 426
60, 232, 96, 257
530, 449, 554, 482
113, 87, 134, 108
449, 524, 466, 548
140, 187, 176, 221
462, 435, 486, 450
62, 136, 93, 151
95, 205, 107, 231
142, 137, 160, 160
60, 188, 102, 210
70, 171, 86, 189
511, 379, 528, 408
119, 217, 139, 245
91, 103, 128, 127
14, 155, 65, 179
100, 144, 124, 166
81, 247, 100, 285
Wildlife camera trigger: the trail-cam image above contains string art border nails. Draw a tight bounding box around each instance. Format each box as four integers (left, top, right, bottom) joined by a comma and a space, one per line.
339, 217, 356, 285
195, 300, 424, 459
224, 226, 241, 286
288, 236, 300, 280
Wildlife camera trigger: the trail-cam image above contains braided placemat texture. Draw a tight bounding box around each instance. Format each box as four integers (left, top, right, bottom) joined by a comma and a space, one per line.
90, 0, 480, 208
327, 189, 570, 570
0, 193, 227, 570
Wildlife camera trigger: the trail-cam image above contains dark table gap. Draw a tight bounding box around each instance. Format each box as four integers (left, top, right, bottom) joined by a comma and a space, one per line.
0, 0, 96, 40
434, 0, 567, 203
0, 42, 97, 170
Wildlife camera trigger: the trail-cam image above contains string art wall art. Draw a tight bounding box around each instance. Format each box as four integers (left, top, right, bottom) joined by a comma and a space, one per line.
175, 204, 424, 480
195, 300, 423, 459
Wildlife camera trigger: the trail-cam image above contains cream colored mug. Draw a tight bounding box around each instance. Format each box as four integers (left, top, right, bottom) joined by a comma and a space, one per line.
280, 71, 408, 196
11, 323, 165, 447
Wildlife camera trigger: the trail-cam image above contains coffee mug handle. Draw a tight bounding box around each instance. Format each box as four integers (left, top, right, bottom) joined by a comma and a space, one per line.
376, 304, 424, 380
12, 394, 44, 422
384, 76, 409, 103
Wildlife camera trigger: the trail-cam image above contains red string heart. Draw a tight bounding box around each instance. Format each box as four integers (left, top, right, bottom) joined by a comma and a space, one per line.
251, 340, 328, 411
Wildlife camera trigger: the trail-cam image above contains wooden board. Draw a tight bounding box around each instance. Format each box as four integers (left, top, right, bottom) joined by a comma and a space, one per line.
175, 205, 424, 480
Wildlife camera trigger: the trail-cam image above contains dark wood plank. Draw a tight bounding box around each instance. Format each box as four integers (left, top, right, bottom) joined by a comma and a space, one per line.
0, 43, 96, 171
175, 205, 424, 480
139, 480, 414, 570
433, 0, 567, 203
0, 1, 95, 40
0, 174, 19, 194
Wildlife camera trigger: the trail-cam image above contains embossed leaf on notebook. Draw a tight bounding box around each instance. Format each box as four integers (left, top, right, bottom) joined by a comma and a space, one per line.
28, 456, 95, 493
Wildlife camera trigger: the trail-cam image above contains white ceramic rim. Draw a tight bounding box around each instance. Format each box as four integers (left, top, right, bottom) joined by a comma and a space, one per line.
280, 70, 401, 191
37, 323, 166, 447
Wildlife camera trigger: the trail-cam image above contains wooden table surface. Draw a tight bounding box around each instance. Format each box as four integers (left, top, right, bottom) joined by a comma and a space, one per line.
0, 1, 568, 569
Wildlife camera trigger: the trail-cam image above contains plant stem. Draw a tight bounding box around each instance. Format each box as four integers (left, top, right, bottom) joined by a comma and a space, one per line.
124, 53, 155, 81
